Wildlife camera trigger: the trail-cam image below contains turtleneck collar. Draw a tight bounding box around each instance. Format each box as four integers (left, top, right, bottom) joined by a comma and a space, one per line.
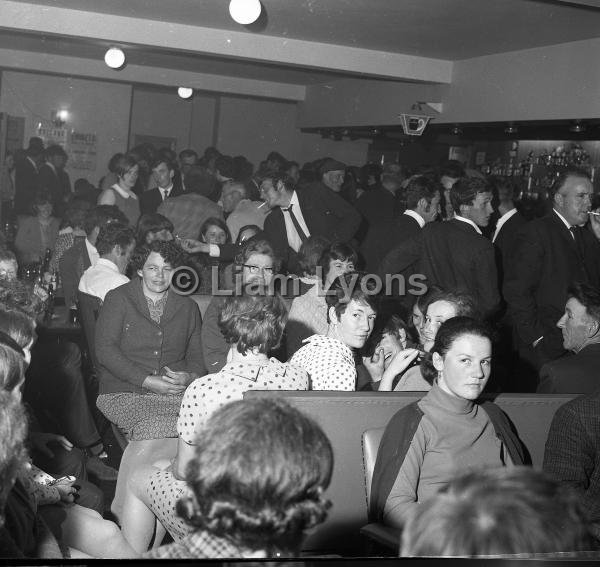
427, 380, 476, 415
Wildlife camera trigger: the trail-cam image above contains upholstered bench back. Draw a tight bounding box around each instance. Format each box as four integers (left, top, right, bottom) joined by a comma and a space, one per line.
244, 390, 577, 555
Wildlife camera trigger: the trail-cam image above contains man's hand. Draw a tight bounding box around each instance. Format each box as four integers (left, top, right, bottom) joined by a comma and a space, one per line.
142, 374, 187, 395
29, 432, 73, 459
589, 209, 600, 241
180, 238, 210, 254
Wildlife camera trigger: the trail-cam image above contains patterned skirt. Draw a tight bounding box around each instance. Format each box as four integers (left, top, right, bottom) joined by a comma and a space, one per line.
97, 392, 183, 441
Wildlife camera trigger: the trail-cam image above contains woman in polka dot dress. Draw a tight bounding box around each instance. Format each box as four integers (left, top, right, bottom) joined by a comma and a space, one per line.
290, 272, 419, 391
120, 293, 309, 553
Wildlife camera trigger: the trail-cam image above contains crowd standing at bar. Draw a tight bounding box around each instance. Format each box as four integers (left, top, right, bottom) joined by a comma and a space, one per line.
0, 137, 599, 558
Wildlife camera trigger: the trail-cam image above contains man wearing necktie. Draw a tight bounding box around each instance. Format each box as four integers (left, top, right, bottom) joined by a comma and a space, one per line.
140, 157, 184, 215
504, 169, 600, 390
260, 171, 361, 274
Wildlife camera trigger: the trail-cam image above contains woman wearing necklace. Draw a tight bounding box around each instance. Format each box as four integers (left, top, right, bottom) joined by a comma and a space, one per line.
120, 292, 309, 553
95, 240, 205, 442
97, 154, 141, 227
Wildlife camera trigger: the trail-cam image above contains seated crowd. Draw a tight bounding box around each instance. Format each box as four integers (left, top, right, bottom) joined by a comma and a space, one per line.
0, 139, 599, 558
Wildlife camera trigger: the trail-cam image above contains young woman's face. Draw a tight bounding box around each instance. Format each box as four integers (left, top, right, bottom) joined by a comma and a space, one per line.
434, 334, 492, 401
326, 257, 355, 286
203, 224, 227, 245
332, 299, 376, 349
377, 330, 407, 370
422, 300, 458, 352
138, 251, 173, 295
120, 164, 139, 189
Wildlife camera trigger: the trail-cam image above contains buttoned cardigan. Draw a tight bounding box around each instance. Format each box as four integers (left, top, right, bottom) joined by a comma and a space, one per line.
95, 277, 205, 395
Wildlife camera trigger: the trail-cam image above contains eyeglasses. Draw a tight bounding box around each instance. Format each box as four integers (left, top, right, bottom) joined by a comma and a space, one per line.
243, 264, 274, 275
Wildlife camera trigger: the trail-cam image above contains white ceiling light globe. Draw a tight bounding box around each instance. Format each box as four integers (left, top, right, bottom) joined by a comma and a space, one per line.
229, 0, 261, 25
177, 87, 194, 99
104, 47, 125, 69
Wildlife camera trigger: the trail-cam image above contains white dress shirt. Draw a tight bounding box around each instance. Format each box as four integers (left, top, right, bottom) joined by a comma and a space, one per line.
403, 209, 426, 228
492, 208, 518, 243
282, 191, 311, 253
454, 215, 482, 235
85, 238, 100, 267
78, 258, 129, 301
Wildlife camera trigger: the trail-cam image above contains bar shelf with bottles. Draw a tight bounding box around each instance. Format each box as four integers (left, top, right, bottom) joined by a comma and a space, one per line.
477, 143, 597, 200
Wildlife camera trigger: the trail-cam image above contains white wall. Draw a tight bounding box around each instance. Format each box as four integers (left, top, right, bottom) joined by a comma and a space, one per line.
0, 70, 131, 186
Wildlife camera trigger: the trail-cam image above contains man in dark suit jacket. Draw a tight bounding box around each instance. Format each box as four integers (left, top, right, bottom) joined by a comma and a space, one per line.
361, 175, 441, 272
14, 137, 44, 215
140, 157, 184, 215
504, 170, 600, 378
39, 145, 71, 217
378, 177, 499, 316
260, 171, 361, 274
59, 205, 127, 309
537, 282, 600, 394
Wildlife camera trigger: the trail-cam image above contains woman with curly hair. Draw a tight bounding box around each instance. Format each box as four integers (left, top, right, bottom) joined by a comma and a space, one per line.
145, 398, 333, 559
120, 294, 309, 553
95, 240, 205, 441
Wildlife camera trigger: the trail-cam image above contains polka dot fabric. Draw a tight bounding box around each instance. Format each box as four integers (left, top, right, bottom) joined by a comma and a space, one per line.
177, 358, 309, 445
289, 334, 356, 391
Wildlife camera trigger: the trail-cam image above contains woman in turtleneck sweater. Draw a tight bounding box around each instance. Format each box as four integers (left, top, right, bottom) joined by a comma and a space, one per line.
369, 317, 526, 530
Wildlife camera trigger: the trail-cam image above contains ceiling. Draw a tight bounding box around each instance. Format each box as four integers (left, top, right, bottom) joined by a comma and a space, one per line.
1, 0, 600, 89
6, 0, 600, 60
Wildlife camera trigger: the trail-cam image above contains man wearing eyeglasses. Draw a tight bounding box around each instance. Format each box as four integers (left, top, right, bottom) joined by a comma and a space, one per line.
260, 169, 361, 274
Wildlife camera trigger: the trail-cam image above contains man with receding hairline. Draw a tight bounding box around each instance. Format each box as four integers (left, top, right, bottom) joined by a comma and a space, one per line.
504, 169, 600, 386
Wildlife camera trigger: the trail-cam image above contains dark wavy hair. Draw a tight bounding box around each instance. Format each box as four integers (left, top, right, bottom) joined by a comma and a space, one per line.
130, 240, 185, 272
297, 236, 330, 277
95, 222, 136, 257
325, 272, 379, 324
0, 390, 29, 524
450, 177, 491, 215
318, 241, 358, 284
421, 317, 493, 384
401, 466, 596, 557
0, 280, 45, 318
0, 331, 26, 394
136, 213, 174, 245
218, 294, 287, 355
178, 398, 333, 556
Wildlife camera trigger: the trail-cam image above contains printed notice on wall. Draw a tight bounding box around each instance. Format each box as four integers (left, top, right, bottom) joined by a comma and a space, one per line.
35, 125, 68, 148
69, 132, 97, 171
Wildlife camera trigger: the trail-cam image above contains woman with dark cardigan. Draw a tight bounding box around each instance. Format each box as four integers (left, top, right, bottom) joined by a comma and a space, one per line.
95, 240, 205, 441
370, 317, 525, 530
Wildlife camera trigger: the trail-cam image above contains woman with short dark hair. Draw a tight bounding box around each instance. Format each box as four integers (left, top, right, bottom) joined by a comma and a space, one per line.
121, 293, 308, 553
146, 398, 333, 558
290, 272, 418, 390
370, 317, 525, 531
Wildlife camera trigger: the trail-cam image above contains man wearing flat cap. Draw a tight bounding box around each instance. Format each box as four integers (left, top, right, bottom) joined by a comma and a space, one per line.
319, 158, 346, 194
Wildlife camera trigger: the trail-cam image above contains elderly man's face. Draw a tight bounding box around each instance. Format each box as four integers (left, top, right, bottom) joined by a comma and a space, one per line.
322, 170, 345, 192
557, 297, 595, 352
554, 175, 593, 227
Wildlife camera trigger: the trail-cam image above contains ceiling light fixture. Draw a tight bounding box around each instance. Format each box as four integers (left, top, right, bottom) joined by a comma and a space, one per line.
504, 123, 518, 135
52, 109, 69, 128
451, 124, 462, 136
229, 0, 262, 25
177, 87, 194, 100
104, 47, 126, 69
